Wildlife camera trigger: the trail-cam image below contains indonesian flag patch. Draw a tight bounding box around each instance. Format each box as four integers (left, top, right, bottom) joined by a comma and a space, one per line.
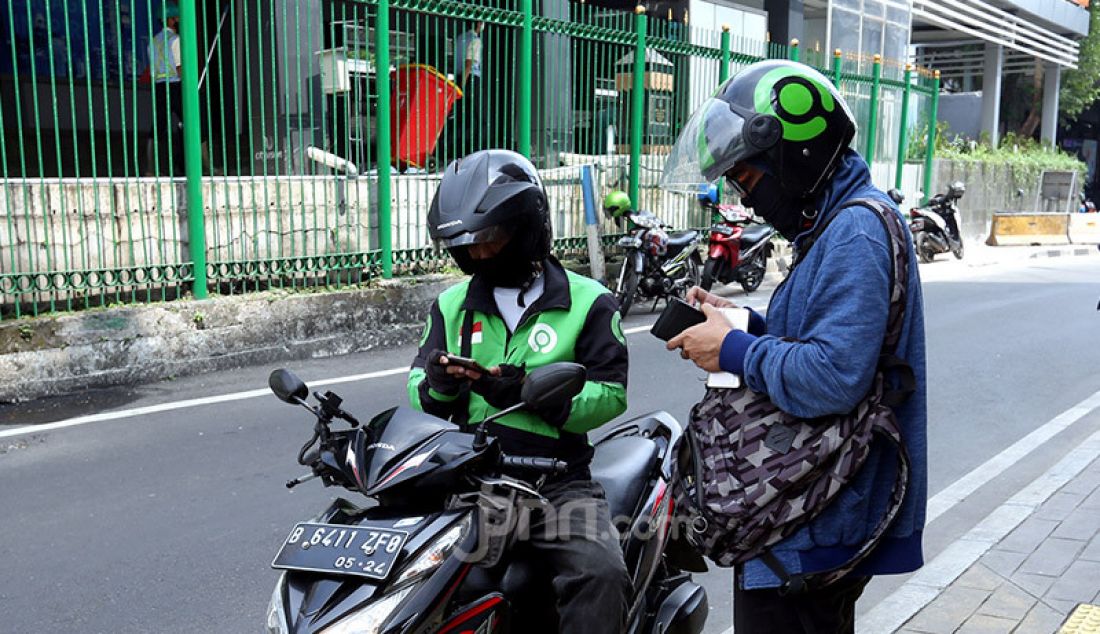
467, 321, 483, 345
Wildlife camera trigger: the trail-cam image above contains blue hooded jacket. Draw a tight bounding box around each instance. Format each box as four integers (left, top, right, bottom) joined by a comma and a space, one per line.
719, 149, 928, 589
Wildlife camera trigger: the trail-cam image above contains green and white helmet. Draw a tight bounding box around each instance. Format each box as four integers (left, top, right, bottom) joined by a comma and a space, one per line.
661, 60, 857, 198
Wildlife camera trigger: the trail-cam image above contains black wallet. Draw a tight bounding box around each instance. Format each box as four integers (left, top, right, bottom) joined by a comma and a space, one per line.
650, 298, 706, 341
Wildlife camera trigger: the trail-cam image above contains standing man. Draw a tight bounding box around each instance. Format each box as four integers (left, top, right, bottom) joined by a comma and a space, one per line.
452, 21, 486, 152
662, 59, 928, 633
409, 149, 631, 633
145, 2, 184, 176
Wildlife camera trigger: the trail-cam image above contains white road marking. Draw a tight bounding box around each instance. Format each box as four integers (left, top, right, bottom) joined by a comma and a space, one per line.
3, 319, 688, 439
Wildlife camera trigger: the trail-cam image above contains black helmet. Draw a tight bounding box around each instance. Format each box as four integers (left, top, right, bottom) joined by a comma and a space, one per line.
661, 60, 856, 199
428, 149, 552, 282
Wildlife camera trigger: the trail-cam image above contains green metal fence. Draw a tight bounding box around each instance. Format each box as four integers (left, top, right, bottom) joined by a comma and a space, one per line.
0, 0, 939, 320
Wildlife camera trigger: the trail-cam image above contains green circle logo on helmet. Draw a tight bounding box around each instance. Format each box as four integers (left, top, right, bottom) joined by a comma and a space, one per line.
662, 60, 856, 199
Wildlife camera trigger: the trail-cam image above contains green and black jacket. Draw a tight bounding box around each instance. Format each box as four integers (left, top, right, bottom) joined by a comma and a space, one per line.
408, 257, 629, 465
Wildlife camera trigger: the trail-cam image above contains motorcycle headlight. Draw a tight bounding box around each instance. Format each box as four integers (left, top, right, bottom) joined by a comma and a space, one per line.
394, 514, 471, 585
618, 236, 641, 248
319, 584, 417, 634
266, 575, 290, 634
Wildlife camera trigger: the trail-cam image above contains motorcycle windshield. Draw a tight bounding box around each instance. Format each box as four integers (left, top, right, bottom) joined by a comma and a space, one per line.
360, 407, 458, 490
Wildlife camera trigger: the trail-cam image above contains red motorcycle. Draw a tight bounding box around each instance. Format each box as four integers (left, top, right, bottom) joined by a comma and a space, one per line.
696, 186, 776, 293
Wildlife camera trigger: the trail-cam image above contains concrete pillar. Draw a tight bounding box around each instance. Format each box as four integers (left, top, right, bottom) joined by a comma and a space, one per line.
979, 43, 1003, 147
765, 0, 804, 45
1042, 63, 1062, 148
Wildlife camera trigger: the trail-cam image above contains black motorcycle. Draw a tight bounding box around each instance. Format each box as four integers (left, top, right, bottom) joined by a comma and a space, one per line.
615, 211, 702, 316
909, 181, 965, 263
265, 363, 708, 634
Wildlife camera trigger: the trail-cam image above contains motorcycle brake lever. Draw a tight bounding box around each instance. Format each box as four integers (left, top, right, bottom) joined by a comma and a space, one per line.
473, 476, 547, 503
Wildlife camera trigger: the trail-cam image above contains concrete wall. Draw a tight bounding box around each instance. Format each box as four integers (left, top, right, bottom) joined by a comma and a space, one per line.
931, 159, 1083, 248
0, 275, 456, 403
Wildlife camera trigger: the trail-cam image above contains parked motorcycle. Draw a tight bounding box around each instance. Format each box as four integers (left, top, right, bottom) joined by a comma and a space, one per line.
264, 363, 709, 634
695, 185, 775, 293
909, 181, 965, 262
603, 191, 702, 316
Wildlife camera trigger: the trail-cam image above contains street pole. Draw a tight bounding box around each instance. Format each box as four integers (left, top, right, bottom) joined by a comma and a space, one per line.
788, 38, 799, 62
376, 0, 393, 278
832, 48, 843, 87
629, 5, 647, 209
718, 25, 731, 200
895, 63, 913, 190
922, 70, 941, 206
179, 0, 207, 299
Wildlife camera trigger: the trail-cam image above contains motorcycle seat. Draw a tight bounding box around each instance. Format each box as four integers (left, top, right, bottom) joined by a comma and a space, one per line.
590, 436, 660, 521
667, 231, 699, 249
739, 224, 773, 247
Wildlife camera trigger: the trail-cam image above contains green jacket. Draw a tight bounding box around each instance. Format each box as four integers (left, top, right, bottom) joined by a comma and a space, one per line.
408, 258, 628, 463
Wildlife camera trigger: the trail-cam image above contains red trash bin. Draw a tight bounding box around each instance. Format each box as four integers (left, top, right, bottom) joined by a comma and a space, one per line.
390, 64, 463, 169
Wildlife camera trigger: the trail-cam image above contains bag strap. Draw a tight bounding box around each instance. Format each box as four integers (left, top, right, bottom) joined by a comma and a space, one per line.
757, 424, 911, 595
452, 309, 476, 426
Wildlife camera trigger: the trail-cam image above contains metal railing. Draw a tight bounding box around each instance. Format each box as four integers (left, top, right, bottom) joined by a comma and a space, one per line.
0, 0, 939, 320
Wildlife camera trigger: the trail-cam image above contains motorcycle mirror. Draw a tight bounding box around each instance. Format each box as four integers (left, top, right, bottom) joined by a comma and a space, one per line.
887, 189, 905, 205
269, 369, 309, 404
521, 363, 587, 411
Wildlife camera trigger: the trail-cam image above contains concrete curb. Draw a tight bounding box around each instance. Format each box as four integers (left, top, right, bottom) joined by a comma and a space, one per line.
1028, 245, 1100, 259
0, 275, 460, 403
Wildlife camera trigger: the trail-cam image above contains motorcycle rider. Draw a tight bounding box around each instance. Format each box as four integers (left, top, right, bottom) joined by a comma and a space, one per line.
408, 149, 631, 633
662, 60, 928, 633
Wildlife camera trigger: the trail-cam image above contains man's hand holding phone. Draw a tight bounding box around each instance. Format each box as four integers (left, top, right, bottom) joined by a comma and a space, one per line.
685, 286, 737, 310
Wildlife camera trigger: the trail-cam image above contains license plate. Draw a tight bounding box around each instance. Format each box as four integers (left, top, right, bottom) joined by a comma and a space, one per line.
272, 522, 408, 580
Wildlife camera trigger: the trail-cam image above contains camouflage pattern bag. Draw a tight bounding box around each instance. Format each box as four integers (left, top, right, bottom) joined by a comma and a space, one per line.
670, 199, 914, 589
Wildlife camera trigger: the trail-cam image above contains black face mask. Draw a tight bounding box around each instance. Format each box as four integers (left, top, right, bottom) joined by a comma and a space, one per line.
739, 172, 816, 241
453, 239, 539, 288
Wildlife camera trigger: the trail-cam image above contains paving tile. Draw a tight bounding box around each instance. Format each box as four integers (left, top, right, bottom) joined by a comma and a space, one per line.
956, 563, 1009, 592
1014, 601, 1066, 634
978, 583, 1037, 620
1017, 538, 1086, 577
1081, 534, 1100, 562
1043, 597, 1079, 617
1060, 462, 1100, 498
1050, 506, 1100, 541
1009, 572, 1056, 598
905, 586, 991, 634
998, 518, 1060, 554
1037, 492, 1084, 522
1045, 561, 1100, 604
956, 614, 1017, 634
1080, 487, 1100, 511
982, 549, 1028, 578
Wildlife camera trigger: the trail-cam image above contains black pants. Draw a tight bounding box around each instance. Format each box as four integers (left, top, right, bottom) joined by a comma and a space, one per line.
520, 478, 631, 634
734, 573, 870, 634
144, 82, 184, 176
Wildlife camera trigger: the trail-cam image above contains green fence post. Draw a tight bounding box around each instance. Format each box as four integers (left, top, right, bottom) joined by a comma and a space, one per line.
895, 62, 913, 190
832, 48, 842, 87
179, 0, 208, 299
864, 54, 882, 164
788, 38, 799, 62
376, 0, 393, 278
718, 24, 731, 200
629, 5, 647, 209
518, 0, 533, 157
720, 25, 731, 83
922, 70, 941, 205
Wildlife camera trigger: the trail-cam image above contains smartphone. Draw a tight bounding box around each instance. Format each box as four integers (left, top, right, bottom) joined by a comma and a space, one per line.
650, 298, 706, 342
442, 354, 490, 374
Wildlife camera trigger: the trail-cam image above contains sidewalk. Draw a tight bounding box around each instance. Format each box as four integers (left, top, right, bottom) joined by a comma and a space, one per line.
859, 427, 1100, 634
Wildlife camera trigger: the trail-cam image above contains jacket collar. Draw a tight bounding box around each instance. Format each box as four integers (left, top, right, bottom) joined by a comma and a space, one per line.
462, 256, 572, 316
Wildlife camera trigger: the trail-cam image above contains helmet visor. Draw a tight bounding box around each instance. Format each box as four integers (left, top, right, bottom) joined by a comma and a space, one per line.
437, 223, 513, 249
660, 98, 752, 193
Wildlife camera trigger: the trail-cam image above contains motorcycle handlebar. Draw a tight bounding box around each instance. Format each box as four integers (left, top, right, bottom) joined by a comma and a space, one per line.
500, 455, 569, 475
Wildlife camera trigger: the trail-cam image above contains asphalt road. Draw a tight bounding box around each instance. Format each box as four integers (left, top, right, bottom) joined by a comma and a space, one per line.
2, 253, 1100, 633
